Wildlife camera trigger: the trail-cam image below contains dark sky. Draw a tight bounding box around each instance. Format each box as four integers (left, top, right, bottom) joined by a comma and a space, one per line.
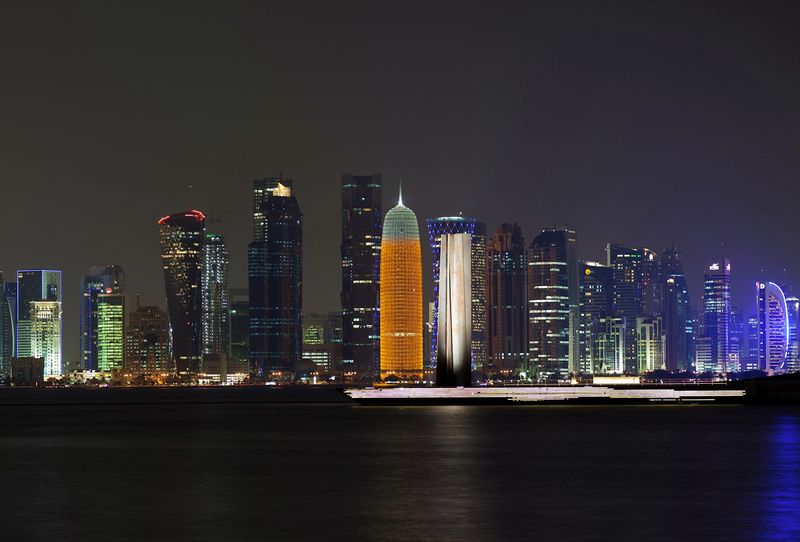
3, 1, 800, 363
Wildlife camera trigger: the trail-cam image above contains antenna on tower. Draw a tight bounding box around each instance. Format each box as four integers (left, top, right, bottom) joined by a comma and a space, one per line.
188, 184, 193, 209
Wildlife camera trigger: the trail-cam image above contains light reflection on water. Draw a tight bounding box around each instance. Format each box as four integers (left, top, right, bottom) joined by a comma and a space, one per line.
762, 415, 800, 541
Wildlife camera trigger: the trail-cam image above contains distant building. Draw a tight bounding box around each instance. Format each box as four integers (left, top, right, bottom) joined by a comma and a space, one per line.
379, 190, 423, 382
249, 180, 302, 378
158, 210, 204, 373
0, 273, 13, 375
786, 294, 800, 373
435, 233, 472, 387
229, 288, 249, 364
696, 259, 734, 373
579, 261, 613, 374
81, 265, 125, 372
606, 244, 643, 373
659, 246, 691, 372
202, 233, 230, 357
745, 315, 760, 371
426, 216, 487, 375
10, 357, 44, 386
597, 316, 625, 374
486, 223, 527, 378
302, 312, 343, 378
636, 316, 664, 372
757, 281, 789, 374
125, 305, 171, 374
252, 176, 292, 241
340, 174, 382, 384
16, 270, 62, 377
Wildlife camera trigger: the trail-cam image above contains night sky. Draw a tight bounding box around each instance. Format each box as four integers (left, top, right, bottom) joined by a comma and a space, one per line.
3, 1, 800, 363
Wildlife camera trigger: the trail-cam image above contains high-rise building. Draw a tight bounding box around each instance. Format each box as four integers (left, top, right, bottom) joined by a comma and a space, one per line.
97, 292, 125, 371
636, 316, 664, 372
528, 228, 578, 381
597, 316, 625, 374
640, 249, 660, 317
696, 259, 734, 373
301, 312, 342, 377
757, 281, 789, 374
786, 294, 800, 373
340, 174, 382, 384
16, 270, 62, 376
202, 233, 230, 357
486, 223, 527, 378
659, 246, 691, 372
229, 288, 249, 364
0, 273, 13, 375
249, 181, 302, 378
253, 176, 292, 241
4, 280, 16, 361
379, 190, 423, 382
730, 306, 745, 372
579, 261, 613, 374
607, 244, 643, 374
158, 210, 205, 373
745, 315, 760, 371
125, 304, 171, 374
435, 233, 472, 387
426, 216, 487, 373
81, 265, 124, 371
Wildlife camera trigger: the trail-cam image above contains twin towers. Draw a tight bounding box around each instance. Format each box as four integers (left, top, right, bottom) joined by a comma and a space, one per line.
380, 189, 471, 387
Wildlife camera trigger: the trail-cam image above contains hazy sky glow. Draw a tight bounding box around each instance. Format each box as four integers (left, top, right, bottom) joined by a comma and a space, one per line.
2, 1, 800, 361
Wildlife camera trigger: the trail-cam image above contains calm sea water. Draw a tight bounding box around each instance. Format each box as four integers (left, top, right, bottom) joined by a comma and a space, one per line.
0, 388, 798, 542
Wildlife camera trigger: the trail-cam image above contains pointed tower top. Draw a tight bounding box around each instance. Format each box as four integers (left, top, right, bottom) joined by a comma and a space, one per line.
398, 180, 403, 206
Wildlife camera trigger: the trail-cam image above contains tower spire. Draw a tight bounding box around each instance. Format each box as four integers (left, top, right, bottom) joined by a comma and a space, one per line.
398, 180, 403, 206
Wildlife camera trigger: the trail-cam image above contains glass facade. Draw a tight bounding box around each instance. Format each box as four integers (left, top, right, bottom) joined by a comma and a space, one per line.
97, 293, 125, 371
579, 261, 613, 374
757, 281, 789, 374
16, 270, 62, 375
697, 258, 734, 373
125, 305, 171, 374
81, 265, 124, 372
202, 233, 230, 357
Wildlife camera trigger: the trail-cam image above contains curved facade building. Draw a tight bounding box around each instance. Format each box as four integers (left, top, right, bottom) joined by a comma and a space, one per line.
158, 210, 205, 374
379, 192, 423, 382
757, 281, 788, 374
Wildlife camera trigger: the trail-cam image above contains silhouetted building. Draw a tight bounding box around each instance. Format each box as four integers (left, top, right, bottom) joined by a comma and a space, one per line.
487, 223, 527, 378
379, 190, 423, 382
0, 273, 13, 375
579, 261, 613, 374
528, 228, 578, 381
10, 357, 44, 386
229, 288, 249, 364
81, 265, 124, 371
253, 176, 292, 241
659, 246, 691, 372
17, 270, 62, 377
757, 281, 788, 374
202, 233, 230, 357
340, 174, 382, 384
426, 216, 487, 374
158, 210, 205, 373
125, 304, 171, 374
249, 181, 302, 378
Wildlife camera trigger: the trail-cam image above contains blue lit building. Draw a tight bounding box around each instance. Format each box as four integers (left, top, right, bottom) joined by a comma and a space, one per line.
757, 281, 789, 374
426, 216, 487, 374
659, 246, 691, 372
696, 259, 734, 373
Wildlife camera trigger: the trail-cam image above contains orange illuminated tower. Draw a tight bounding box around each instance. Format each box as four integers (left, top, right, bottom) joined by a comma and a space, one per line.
379, 189, 423, 382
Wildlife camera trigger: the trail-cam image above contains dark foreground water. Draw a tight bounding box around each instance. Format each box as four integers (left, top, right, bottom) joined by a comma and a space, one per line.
0, 388, 798, 542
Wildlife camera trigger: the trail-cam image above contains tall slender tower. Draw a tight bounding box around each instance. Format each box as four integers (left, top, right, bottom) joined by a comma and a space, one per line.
81, 265, 125, 371
660, 246, 690, 372
486, 223, 527, 378
340, 174, 382, 384
202, 233, 230, 357
436, 233, 472, 387
528, 229, 578, 381
379, 189, 422, 382
757, 281, 789, 374
0, 272, 13, 375
579, 261, 613, 374
16, 270, 62, 376
426, 216, 487, 373
697, 258, 733, 373
249, 181, 302, 378
607, 244, 644, 373
158, 210, 205, 373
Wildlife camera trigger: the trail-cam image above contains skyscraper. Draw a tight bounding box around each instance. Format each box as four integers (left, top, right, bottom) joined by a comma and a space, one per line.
81, 265, 124, 371
253, 176, 292, 240
229, 288, 249, 364
249, 181, 302, 378
0, 272, 13, 375
125, 304, 171, 374
426, 216, 487, 373
579, 261, 613, 374
696, 259, 734, 373
786, 294, 800, 373
202, 233, 230, 357
757, 281, 789, 374
158, 210, 205, 373
636, 316, 664, 372
340, 174, 382, 384
659, 246, 690, 372
97, 292, 125, 371
486, 223, 527, 378
607, 244, 644, 373
379, 190, 423, 382
17, 270, 62, 376
528, 228, 578, 381
436, 233, 472, 387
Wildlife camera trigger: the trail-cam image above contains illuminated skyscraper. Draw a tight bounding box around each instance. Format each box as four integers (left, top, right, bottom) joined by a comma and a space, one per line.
487, 223, 527, 377
696, 258, 734, 373
379, 190, 423, 382
16, 270, 61, 376
253, 176, 292, 240
125, 304, 171, 374
757, 281, 788, 374
202, 233, 230, 357
786, 294, 800, 373
97, 293, 125, 371
607, 244, 643, 373
340, 174, 382, 384
426, 216, 487, 373
528, 228, 578, 381
636, 316, 664, 372
158, 210, 205, 373
659, 246, 691, 372
0, 273, 13, 375
81, 265, 124, 371
249, 181, 302, 378
579, 261, 613, 374
436, 233, 472, 387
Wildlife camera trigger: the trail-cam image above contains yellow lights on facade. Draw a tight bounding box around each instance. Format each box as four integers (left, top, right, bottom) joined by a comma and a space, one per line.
379, 193, 423, 382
